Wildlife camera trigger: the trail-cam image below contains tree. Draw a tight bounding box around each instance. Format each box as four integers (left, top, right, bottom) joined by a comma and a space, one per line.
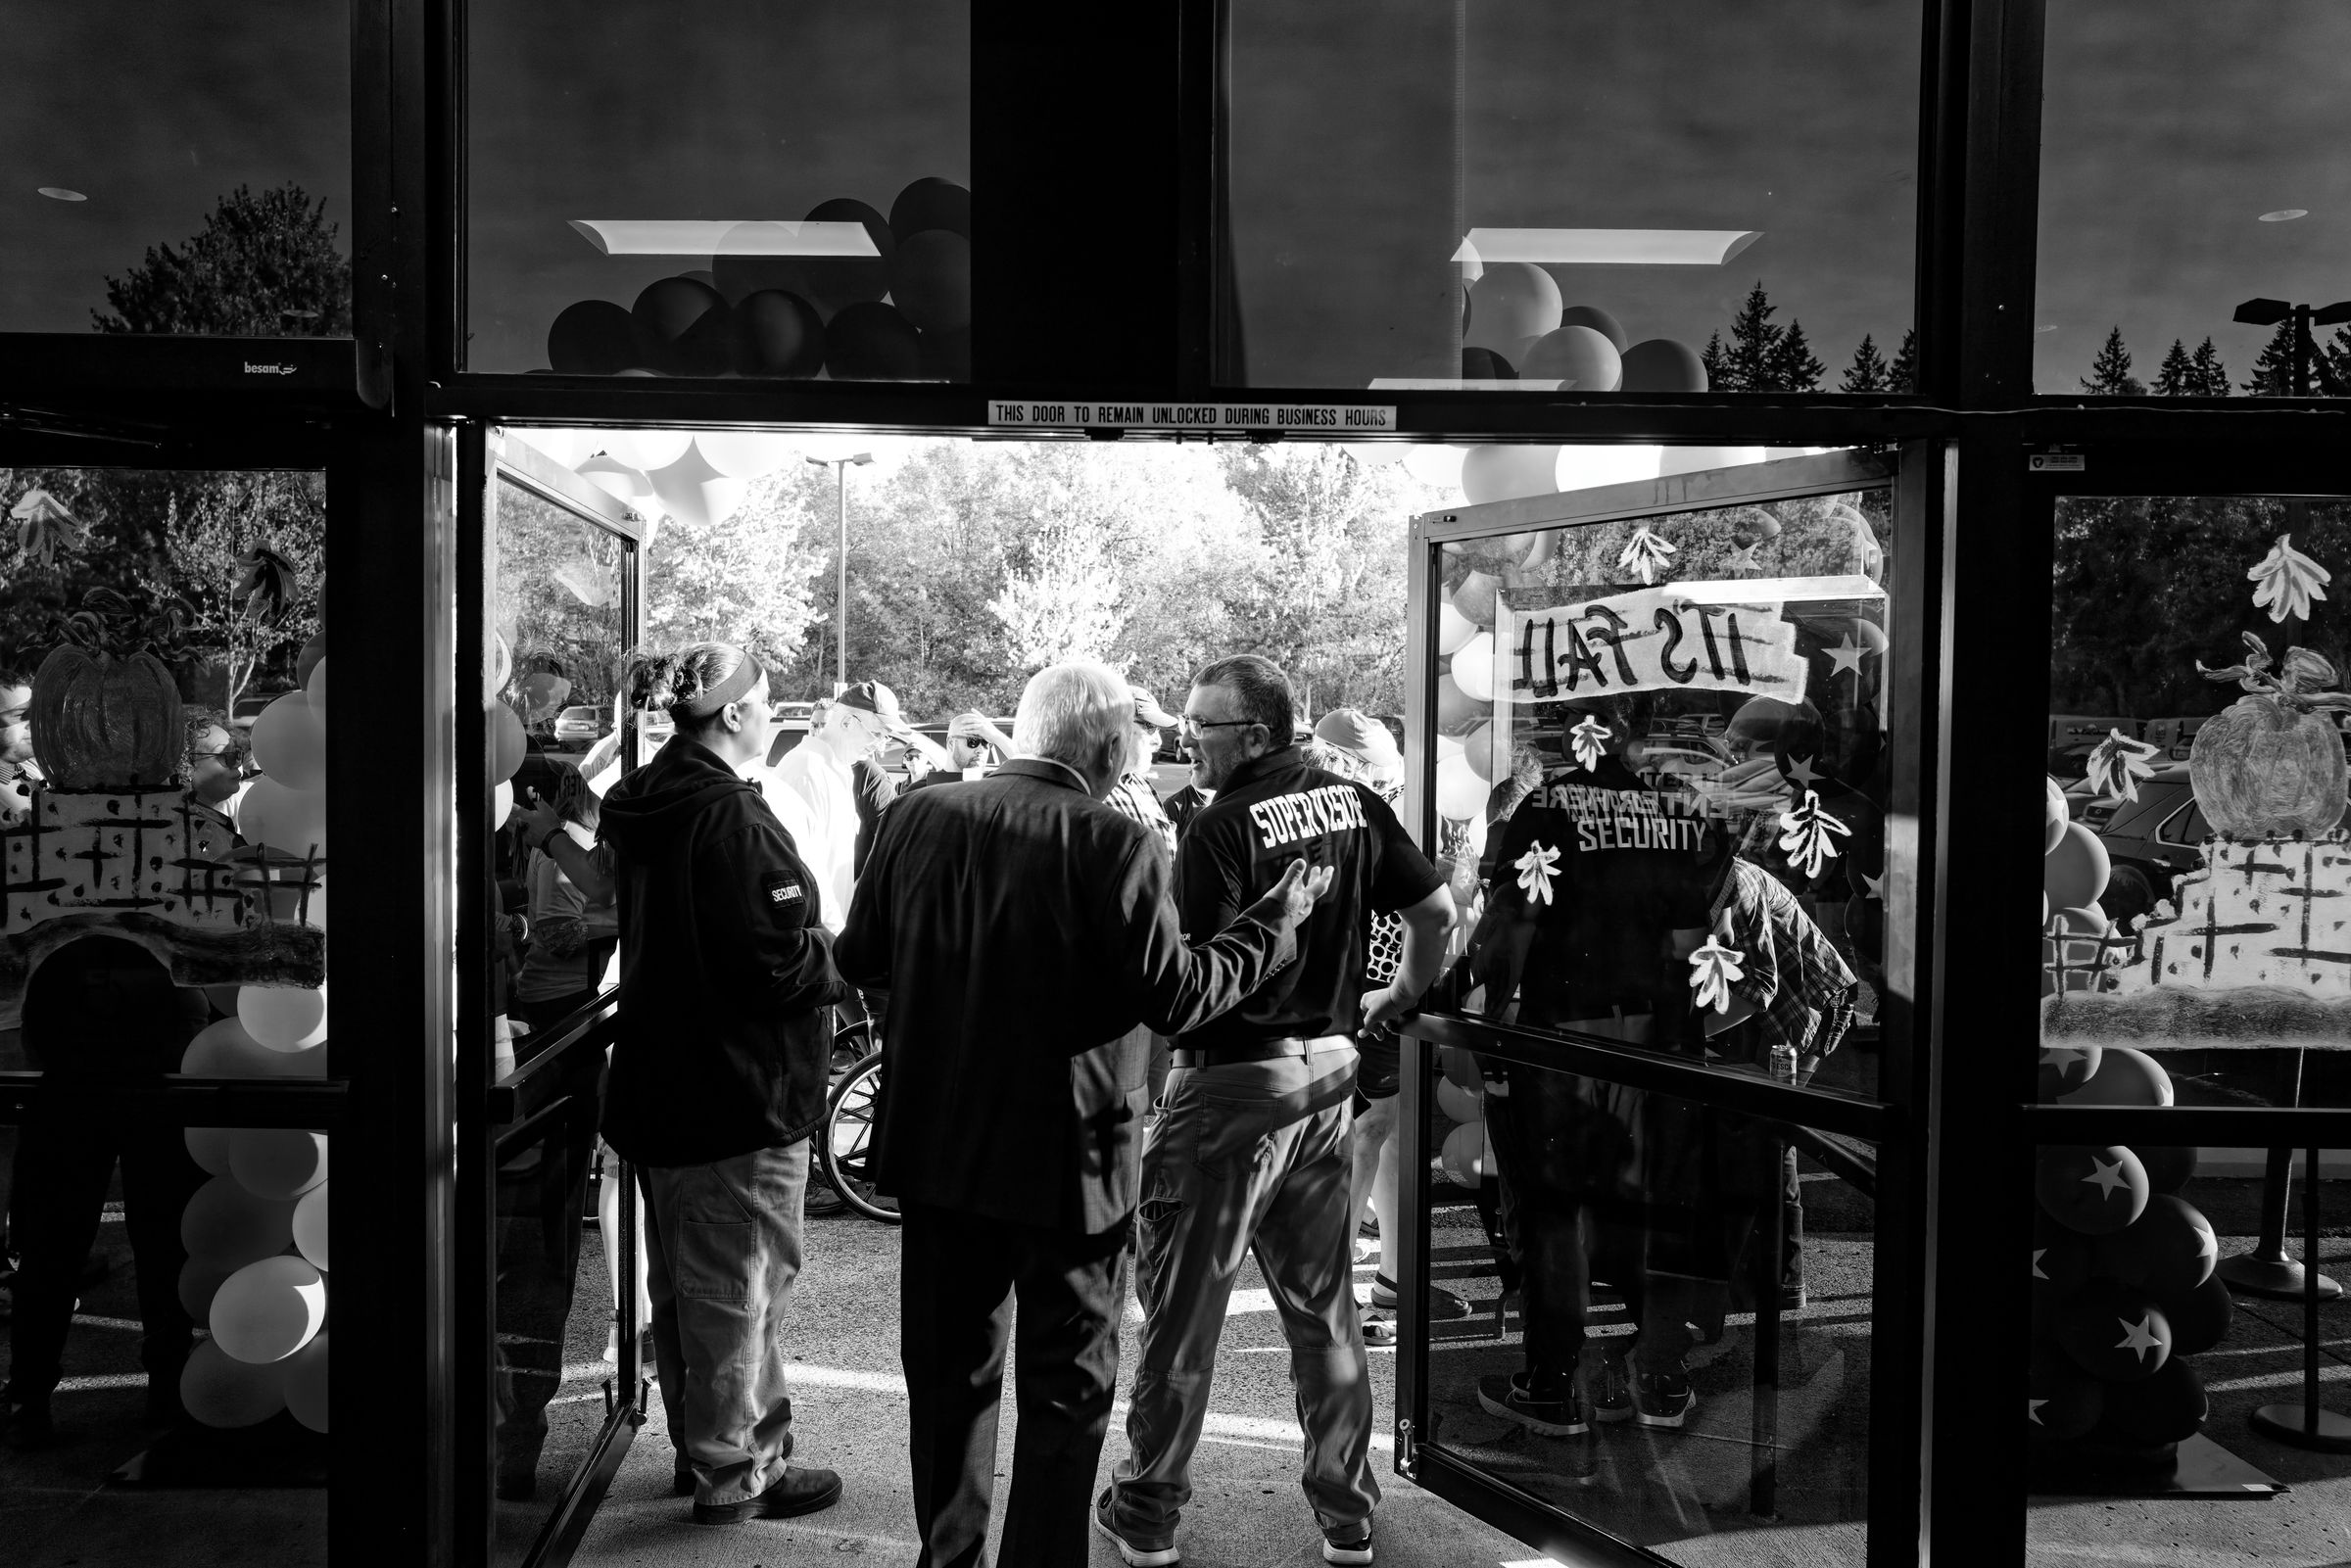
1714, 283, 1784, 392
1767, 318, 1826, 392
2241, 321, 2296, 396
1889, 328, 1918, 394
642, 469, 829, 675
2151, 339, 2194, 397
988, 523, 1126, 670
93, 183, 353, 337
1700, 331, 1729, 392
2081, 327, 2142, 396
1840, 333, 1891, 394
2188, 337, 2231, 397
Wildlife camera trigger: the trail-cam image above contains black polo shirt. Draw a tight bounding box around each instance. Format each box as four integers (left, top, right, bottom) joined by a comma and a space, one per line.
1175, 746, 1444, 1050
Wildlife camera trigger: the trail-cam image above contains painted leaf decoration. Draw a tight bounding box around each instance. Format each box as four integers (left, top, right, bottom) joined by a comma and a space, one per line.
10, 488, 88, 566
2087, 728, 2160, 805
1775, 788, 1851, 879
1569, 714, 1610, 773
234, 546, 298, 627
2249, 534, 2330, 624
1513, 840, 1560, 905
1688, 932, 1747, 1014
1618, 525, 1678, 586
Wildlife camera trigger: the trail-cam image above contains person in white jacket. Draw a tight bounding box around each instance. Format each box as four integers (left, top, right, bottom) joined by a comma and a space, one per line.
756, 681, 914, 934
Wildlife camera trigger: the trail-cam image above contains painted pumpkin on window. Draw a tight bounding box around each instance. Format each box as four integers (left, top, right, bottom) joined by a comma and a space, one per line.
28, 645, 185, 789
2189, 635, 2351, 839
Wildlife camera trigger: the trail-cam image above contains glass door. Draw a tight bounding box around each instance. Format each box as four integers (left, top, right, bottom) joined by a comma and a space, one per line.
456, 428, 648, 1568
1394, 450, 1918, 1568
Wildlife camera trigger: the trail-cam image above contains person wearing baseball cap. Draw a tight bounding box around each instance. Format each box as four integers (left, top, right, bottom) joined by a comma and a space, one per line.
758, 680, 911, 932
1104, 687, 1179, 859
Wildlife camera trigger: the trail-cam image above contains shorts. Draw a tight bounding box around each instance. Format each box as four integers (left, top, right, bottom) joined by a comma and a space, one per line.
1351, 1032, 1401, 1109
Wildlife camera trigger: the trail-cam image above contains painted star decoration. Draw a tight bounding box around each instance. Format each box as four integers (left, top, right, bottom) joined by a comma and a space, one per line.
1776, 789, 1851, 879
1725, 540, 1763, 573
2114, 1313, 2164, 1362
2080, 1155, 2131, 1200
2087, 728, 2160, 806
1513, 841, 1561, 905
1569, 714, 1610, 773
1687, 929, 1748, 1014
1784, 753, 1823, 787
2249, 533, 2332, 624
1861, 869, 1886, 899
1825, 633, 1871, 681
1618, 525, 1677, 586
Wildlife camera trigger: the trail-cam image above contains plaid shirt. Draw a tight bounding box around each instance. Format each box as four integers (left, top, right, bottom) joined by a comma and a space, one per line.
1105, 774, 1176, 859
1708, 858, 1858, 1062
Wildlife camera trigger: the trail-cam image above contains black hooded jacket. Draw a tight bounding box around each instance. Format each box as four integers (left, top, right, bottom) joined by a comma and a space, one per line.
597, 736, 847, 1166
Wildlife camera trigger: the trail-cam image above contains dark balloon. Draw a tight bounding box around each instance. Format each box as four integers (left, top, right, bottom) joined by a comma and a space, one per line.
2032, 1219, 2092, 1329
802, 197, 896, 309
1559, 305, 1630, 354
1462, 346, 1517, 380
919, 325, 973, 381
2057, 1281, 2171, 1382
2092, 1194, 2218, 1298
889, 176, 971, 242
2028, 1339, 2105, 1440
632, 277, 731, 375
1621, 337, 1709, 394
890, 230, 971, 333
729, 290, 825, 377
2136, 1145, 2197, 1195
2037, 1145, 2149, 1236
547, 300, 641, 375
2091, 1357, 2205, 1446
2162, 1271, 2233, 1355
825, 301, 924, 381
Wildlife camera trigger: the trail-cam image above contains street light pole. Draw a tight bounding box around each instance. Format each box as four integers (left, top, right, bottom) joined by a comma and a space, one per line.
2233, 296, 2351, 396
806, 451, 873, 695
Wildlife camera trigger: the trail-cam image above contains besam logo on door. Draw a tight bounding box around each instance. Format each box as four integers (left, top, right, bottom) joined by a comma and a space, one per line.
243, 361, 298, 376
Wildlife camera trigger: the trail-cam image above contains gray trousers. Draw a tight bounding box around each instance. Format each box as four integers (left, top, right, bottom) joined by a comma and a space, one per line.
1112, 1046, 1380, 1537
642, 1140, 809, 1506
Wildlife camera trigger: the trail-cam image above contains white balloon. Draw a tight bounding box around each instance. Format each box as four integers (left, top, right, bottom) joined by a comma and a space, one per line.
240, 985, 327, 1052
1436, 600, 1479, 656
183, 1018, 315, 1079
1658, 445, 1768, 477
695, 430, 794, 478
293, 1182, 330, 1271
576, 454, 653, 504
648, 442, 747, 530
1441, 1118, 1488, 1184
1556, 445, 1663, 492
185, 1125, 235, 1176
180, 1338, 286, 1428
1402, 445, 1467, 491
229, 1128, 328, 1201
1436, 1077, 1484, 1123
599, 427, 693, 472
493, 779, 515, 828
1435, 733, 1464, 761
181, 1174, 296, 1270
1435, 754, 1489, 821
306, 654, 327, 714
239, 778, 327, 861
283, 1333, 329, 1432
1343, 444, 1407, 468
1452, 635, 1496, 701
210, 1256, 326, 1365
249, 693, 325, 792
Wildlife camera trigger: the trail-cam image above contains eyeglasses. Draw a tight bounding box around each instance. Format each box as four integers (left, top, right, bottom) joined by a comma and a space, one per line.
1179, 715, 1260, 737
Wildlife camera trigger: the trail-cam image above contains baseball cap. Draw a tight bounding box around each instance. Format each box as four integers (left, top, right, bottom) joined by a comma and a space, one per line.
1314, 708, 1402, 772
838, 680, 917, 736
1128, 686, 1179, 729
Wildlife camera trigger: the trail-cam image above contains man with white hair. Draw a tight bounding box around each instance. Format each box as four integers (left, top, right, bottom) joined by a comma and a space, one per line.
837, 660, 1334, 1568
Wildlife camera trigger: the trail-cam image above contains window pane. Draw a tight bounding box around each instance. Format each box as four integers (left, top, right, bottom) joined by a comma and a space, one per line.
1422, 1040, 1876, 1554
1429, 490, 1896, 1102
465, 2, 971, 380
2042, 497, 2351, 1109
2037, 1, 2351, 398
2025, 1142, 2347, 1562
0, 4, 352, 336
1225, 1, 1920, 393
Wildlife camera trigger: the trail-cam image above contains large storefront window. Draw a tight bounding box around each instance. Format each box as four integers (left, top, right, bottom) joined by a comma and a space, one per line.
465, 1, 971, 381
1223, 0, 1921, 393
0, 3, 352, 336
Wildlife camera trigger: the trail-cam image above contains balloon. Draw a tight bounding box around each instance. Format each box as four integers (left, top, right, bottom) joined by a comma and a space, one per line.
1402, 445, 1467, 491
2028, 1341, 2105, 1440
2040, 905, 2110, 996
518, 671, 570, 716
2138, 1145, 2197, 1195
1619, 338, 1708, 393
178, 1257, 233, 1321
2057, 1281, 2172, 1382
600, 427, 693, 473
505, 427, 593, 467
249, 694, 324, 792
1659, 446, 1767, 477
1520, 326, 1622, 391
1460, 445, 1561, 505
2164, 1271, 2233, 1355
1462, 347, 1517, 380
1436, 600, 1479, 655
1463, 263, 1561, 361
229, 1128, 328, 1201
2037, 1145, 2150, 1236
1435, 754, 1489, 820
183, 1018, 317, 1079
919, 326, 973, 381
2043, 777, 2069, 854
2093, 1356, 2205, 1446
890, 177, 972, 242
186, 1125, 236, 1176
630, 277, 731, 376
294, 634, 326, 689
486, 701, 525, 784
2033, 1220, 2094, 1328
1452, 636, 1497, 703
1558, 305, 1629, 354
2092, 1194, 2217, 1298
293, 1182, 330, 1271
796, 197, 897, 312
708, 222, 833, 315
1441, 1119, 1488, 1185
1439, 1045, 1483, 1092
211, 1256, 326, 1364
283, 1333, 329, 1433
488, 630, 513, 701
576, 453, 653, 504
180, 1338, 286, 1428
306, 654, 327, 714
695, 431, 795, 480
547, 300, 641, 375
889, 230, 971, 333
2043, 823, 2111, 910
726, 289, 825, 376
240, 777, 327, 860
2037, 1043, 2102, 1102
181, 1174, 296, 1270
1463, 721, 1497, 783
1451, 571, 1503, 625
2057, 1045, 2172, 1109
1435, 1078, 1483, 1123
824, 301, 924, 381
240, 985, 327, 1052
648, 441, 748, 532
493, 779, 515, 828
1435, 673, 1483, 733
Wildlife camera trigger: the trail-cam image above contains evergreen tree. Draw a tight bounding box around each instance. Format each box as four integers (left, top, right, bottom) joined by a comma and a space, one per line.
1767, 318, 1826, 392
1700, 331, 1729, 391
2188, 337, 2231, 397
2327, 326, 2351, 396
1889, 328, 1917, 395
92, 183, 352, 336
2242, 321, 2296, 396
1841, 333, 1891, 393
2081, 326, 2142, 396
1719, 282, 1783, 392
2151, 339, 2194, 396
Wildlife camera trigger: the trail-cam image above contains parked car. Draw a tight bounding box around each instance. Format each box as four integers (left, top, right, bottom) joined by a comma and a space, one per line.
227, 691, 281, 730
552, 704, 607, 749
2141, 716, 2210, 761
764, 718, 811, 768
2088, 764, 2201, 894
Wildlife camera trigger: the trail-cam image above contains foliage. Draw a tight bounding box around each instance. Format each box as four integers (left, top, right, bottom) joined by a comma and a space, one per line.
1840, 333, 1892, 394
2151, 339, 2194, 397
1703, 283, 1826, 393
2187, 337, 2230, 397
641, 468, 830, 679
1888, 328, 1917, 395
2081, 327, 2143, 396
93, 184, 353, 337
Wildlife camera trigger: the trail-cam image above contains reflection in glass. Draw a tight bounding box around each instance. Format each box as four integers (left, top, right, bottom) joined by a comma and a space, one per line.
1430, 491, 1895, 1103
1422, 1044, 1875, 1555
1224, 1, 1918, 391
466, 1, 970, 379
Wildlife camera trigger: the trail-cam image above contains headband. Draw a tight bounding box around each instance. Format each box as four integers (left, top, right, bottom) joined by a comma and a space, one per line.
674, 653, 763, 719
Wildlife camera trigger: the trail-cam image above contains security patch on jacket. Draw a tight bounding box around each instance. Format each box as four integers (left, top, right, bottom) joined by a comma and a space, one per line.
764, 873, 805, 907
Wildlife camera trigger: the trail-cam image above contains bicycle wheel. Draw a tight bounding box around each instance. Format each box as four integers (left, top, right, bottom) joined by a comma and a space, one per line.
820, 1048, 899, 1224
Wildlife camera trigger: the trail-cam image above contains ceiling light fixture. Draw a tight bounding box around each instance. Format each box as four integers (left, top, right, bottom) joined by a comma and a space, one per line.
2258, 210, 2309, 222
1453, 228, 1763, 266
568, 219, 879, 257
36, 187, 86, 202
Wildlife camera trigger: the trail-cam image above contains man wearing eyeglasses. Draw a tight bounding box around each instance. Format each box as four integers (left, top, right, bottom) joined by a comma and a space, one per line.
1099, 655, 1457, 1568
